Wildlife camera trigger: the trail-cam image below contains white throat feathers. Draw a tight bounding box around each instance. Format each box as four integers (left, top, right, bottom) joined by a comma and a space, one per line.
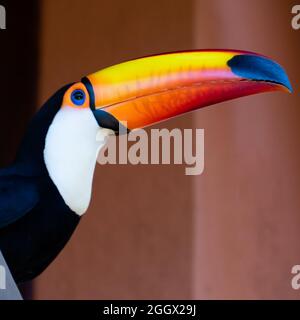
44, 106, 112, 216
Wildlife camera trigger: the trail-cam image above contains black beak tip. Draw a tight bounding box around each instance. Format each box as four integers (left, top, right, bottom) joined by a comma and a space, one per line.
228, 54, 293, 93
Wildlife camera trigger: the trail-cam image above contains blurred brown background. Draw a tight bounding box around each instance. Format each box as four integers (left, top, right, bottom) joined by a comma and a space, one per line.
0, 0, 300, 299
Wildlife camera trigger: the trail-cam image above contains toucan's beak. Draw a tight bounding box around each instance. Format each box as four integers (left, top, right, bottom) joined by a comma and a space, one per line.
82, 50, 292, 132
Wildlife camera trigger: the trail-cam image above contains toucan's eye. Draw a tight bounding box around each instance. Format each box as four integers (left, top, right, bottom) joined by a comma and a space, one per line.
71, 89, 86, 106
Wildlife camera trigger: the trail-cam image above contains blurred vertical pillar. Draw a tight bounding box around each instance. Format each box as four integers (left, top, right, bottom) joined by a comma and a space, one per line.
193, 0, 300, 299
0, 1, 39, 166
0, 1, 40, 298
33, 0, 194, 299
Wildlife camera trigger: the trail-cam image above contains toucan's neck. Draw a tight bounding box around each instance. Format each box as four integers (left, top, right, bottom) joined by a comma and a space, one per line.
14, 84, 73, 176
11, 83, 109, 216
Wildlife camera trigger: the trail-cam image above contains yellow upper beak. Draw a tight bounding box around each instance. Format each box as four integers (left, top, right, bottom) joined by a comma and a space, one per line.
82, 50, 292, 131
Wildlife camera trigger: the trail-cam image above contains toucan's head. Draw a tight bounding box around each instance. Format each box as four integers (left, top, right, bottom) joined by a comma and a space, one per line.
39, 50, 291, 215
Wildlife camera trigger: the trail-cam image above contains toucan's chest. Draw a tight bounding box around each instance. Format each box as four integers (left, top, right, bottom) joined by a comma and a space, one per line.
0, 175, 80, 282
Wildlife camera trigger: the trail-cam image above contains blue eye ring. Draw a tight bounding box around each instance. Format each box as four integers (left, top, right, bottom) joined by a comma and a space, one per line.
71, 89, 86, 106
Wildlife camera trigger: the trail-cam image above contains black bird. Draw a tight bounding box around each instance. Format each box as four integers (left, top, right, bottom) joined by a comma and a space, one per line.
0, 50, 292, 282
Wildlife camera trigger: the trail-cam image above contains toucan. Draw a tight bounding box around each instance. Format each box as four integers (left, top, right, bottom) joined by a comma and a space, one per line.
0, 50, 292, 283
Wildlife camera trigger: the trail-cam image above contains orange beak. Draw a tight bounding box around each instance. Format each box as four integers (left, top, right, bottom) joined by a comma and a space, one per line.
82, 50, 292, 132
